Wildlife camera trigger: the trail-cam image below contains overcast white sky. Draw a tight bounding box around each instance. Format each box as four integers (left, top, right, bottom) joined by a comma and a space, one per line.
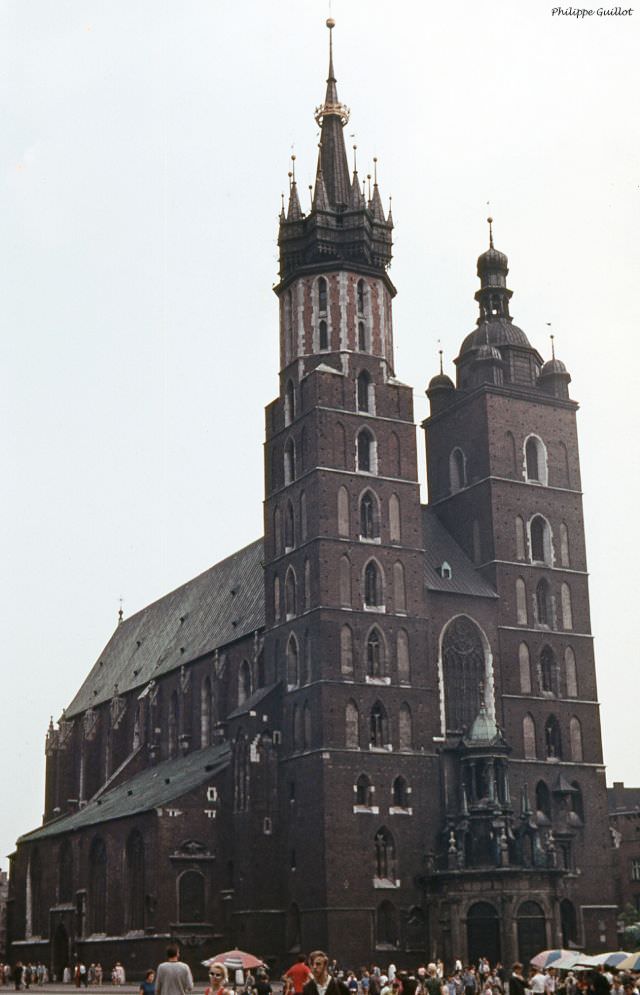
1, 0, 639, 871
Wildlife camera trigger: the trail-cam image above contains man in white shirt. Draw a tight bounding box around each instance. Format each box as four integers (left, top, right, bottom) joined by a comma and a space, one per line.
529, 972, 546, 995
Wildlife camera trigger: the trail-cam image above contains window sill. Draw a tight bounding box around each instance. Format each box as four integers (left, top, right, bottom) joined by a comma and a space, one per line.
366, 675, 391, 685
353, 805, 379, 814
389, 806, 413, 816
359, 535, 381, 544
364, 605, 386, 613
373, 877, 400, 889
370, 744, 393, 753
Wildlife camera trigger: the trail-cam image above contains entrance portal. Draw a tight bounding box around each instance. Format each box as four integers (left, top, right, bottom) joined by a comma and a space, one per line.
52, 922, 69, 983
467, 902, 501, 965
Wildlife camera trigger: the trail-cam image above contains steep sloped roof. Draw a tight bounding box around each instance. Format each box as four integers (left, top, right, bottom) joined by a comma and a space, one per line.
422, 507, 497, 599
65, 539, 265, 718
227, 683, 279, 721
19, 741, 231, 843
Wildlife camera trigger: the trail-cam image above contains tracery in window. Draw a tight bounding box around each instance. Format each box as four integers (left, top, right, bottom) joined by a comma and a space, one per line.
398, 703, 412, 751
360, 490, 380, 539
370, 701, 389, 748
357, 371, 372, 412
356, 773, 373, 806
357, 428, 376, 473
441, 616, 486, 733
345, 700, 360, 749
374, 827, 396, 880
340, 624, 354, 676
523, 713, 537, 759
519, 642, 531, 694
364, 560, 383, 608
366, 628, 385, 678
286, 634, 299, 687
285, 567, 297, 618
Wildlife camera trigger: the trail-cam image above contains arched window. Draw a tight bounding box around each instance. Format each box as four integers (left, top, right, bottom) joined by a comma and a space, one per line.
570, 716, 583, 762
535, 780, 551, 822
441, 616, 486, 733
318, 276, 327, 313
544, 714, 562, 759
364, 560, 383, 608
274, 506, 282, 555
506, 430, 517, 476
356, 773, 373, 806
517, 901, 546, 968
358, 320, 368, 352
370, 701, 389, 748
357, 278, 365, 315
273, 574, 280, 622
292, 705, 302, 751
168, 691, 179, 758
178, 870, 205, 923
397, 629, 410, 683
561, 582, 573, 630
388, 432, 401, 476
357, 428, 376, 473
303, 558, 311, 612
237, 660, 251, 707
560, 523, 570, 566
285, 567, 297, 618
540, 645, 556, 694
523, 714, 536, 759
88, 837, 107, 934
565, 646, 578, 697
389, 493, 401, 543
319, 319, 328, 350
393, 561, 406, 613
125, 830, 145, 930
339, 555, 352, 607
536, 578, 550, 626
530, 515, 552, 564
517, 642, 531, 693
302, 701, 311, 749
516, 577, 528, 625
398, 704, 412, 751
284, 437, 295, 484
201, 676, 212, 748
374, 827, 396, 881
515, 516, 526, 560
376, 901, 399, 948
302, 630, 311, 684
366, 628, 385, 678
285, 501, 295, 550
299, 491, 308, 541
340, 624, 354, 676
392, 775, 409, 808
58, 839, 73, 904
560, 899, 578, 948
285, 380, 295, 425
286, 635, 299, 687
525, 435, 547, 484
337, 484, 350, 537
360, 490, 379, 539
345, 700, 359, 749
449, 447, 466, 492
357, 370, 372, 412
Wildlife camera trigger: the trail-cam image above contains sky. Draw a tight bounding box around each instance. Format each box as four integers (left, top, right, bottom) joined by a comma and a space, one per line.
1, 0, 639, 872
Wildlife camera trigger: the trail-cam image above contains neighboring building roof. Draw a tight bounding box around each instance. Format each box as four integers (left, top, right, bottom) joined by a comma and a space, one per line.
422, 507, 497, 599
227, 683, 279, 720
19, 741, 231, 844
65, 539, 265, 718
608, 783, 640, 814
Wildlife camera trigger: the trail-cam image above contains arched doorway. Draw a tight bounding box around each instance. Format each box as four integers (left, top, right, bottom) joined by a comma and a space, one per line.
560, 899, 578, 948
52, 922, 69, 983
517, 901, 547, 966
467, 902, 501, 965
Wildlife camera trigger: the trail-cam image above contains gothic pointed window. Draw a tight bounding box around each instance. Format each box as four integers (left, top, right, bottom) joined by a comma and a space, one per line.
302, 701, 311, 749
340, 624, 354, 676
515, 516, 526, 560
357, 279, 365, 315
274, 506, 282, 555
285, 501, 295, 550
535, 780, 551, 823
523, 714, 536, 759
449, 447, 466, 492
286, 635, 299, 687
560, 523, 570, 566
561, 582, 573, 630
345, 700, 360, 749
292, 705, 302, 751
125, 830, 145, 930
301, 630, 311, 684
393, 561, 406, 613
389, 431, 401, 476
89, 836, 107, 934
544, 714, 562, 759
530, 515, 551, 564
273, 574, 280, 622
318, 276, 327, 313
285, 567, 297, 618
569, 716, 583, 762
565, 647, 578, 697
299, 490, 307, 540
376, 900, 399, 947
364, 560, 383, 608
366, 628, 384, 677
178, 869, 205, 923
540, 645, 556, 694
525, 435, 547, 485
389, 493, 401, 542
319, 319, 328, 350
339, 555, 352, 607
356, 773, 373, 806
357, 371, 372, 412
357, 428, 376, 473
338, 485, 350, 537
516, 577, 528, 625
358, 320, 367, 352
370, 701, 389, 748
360, 490, 379, 539
441, 616, 486, 734
392, 775, 409, 808
374, 827, 396, 881
519, 642, 532, 694
397, 629, 410, 683
398, 703, 412, 751
303, 558, 311, 612
284, 437, 295, 484
536, 579, 550, 626
285, 380, 295, 426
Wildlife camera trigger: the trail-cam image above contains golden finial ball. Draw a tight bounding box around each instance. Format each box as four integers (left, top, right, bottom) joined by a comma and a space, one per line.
487, 216, 493, 224
326, 17, 336, 28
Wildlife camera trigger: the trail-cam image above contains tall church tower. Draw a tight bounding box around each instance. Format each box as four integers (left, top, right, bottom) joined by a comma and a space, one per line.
259, 22, 435, 956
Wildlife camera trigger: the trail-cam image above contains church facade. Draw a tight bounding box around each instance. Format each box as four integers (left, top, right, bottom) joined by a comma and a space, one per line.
8, 23, 617, 979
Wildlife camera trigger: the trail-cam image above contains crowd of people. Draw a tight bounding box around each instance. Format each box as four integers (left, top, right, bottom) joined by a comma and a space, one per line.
0, 960, 126, 988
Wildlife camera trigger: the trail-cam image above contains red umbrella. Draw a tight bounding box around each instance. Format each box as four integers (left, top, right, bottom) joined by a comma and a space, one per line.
202, 950, 265, 971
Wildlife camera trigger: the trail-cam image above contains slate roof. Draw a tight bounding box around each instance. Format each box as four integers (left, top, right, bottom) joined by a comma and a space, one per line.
227, 683, 279, 721
19, 741, 231, 843
65, 539, 265, 718
422, 507, 497, 599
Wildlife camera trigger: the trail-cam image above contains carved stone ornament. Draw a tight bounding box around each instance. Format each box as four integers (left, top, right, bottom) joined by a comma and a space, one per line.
58, 718, 74, 749
180, 664, 191, 695
83, 708, 98, 740
110, 688, 126, 729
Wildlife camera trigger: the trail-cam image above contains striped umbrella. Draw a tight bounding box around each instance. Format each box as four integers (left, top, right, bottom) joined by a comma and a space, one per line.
591, 953, 632, 968
202, 950, 266, 971
530, 951, 581, 969
613, 953, 640, 973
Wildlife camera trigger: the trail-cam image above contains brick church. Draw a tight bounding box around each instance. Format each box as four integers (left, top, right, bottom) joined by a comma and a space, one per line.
9, 21, 617, 979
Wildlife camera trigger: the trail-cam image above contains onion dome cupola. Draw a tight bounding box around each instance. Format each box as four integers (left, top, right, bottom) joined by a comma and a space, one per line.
538, 335, 572, 399
275, 20, 394, 293
456, 219, 543, 389
426, 349, 455, 415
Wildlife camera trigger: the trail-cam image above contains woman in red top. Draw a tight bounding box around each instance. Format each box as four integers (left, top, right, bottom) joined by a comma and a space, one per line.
206, 964, 233, 995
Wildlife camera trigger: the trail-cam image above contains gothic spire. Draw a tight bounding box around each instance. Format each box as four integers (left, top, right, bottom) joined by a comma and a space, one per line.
313, 19, 351, 209
286, 156, 303, 221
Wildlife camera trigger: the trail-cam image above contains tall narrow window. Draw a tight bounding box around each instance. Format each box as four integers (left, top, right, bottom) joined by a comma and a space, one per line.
356, 773, 373, 806
285, 567, 297, 618
357, 279, 365, 315
360, 490, 379, 539
286, 635, 299, 687
334, 421, 347, 468
178, 870, 205, 923
339, 555, 352, 607
530, 515, 551, 564
364, 560, 383, 608
125, 830, 145, 930
302, 701, 311, 749
340, 625, 354, 676
515, 516, 526, 560
389, 493, 401, 543
284, 438, 295, 484
299, 490, 307, 540
449, 448, 466, 492
565, 647, 578, 698
525, 435, 547, 484
392, 776, 409, 808
393, 561, 406, 613
398, 704, 412, 750
397, 629, 410, 683
540, 645, 555, 693
370, 701, 388, 748
561, 583, 573, 630
318, 276, 327, 312
285, 380, 295, 425
88, 837, 107, 934
358, 321, 367, 352
516, 577, 528, 625
239, 660, 252, 704
285, 501, 295, 550
560, 523, 570, 566
302, 631, 311, 684
274, 507, 282, 555
523, 714, 536, 759
389, 432, 401, 476
345, 701, 360, 749
569, 716, 583, 762
357, 371, 372, 412
441, 616, 486, 733
273, 574, 280, 622
544, 714, 562, 759
536, 579, 550, 626
319, 319, 328, 350
303, 558, 311, 611
357, 428, 375, 473
366, 628, 384, 677
519, 643, 531, 694
338, 485, 350, 537
374, 827, 396, 880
